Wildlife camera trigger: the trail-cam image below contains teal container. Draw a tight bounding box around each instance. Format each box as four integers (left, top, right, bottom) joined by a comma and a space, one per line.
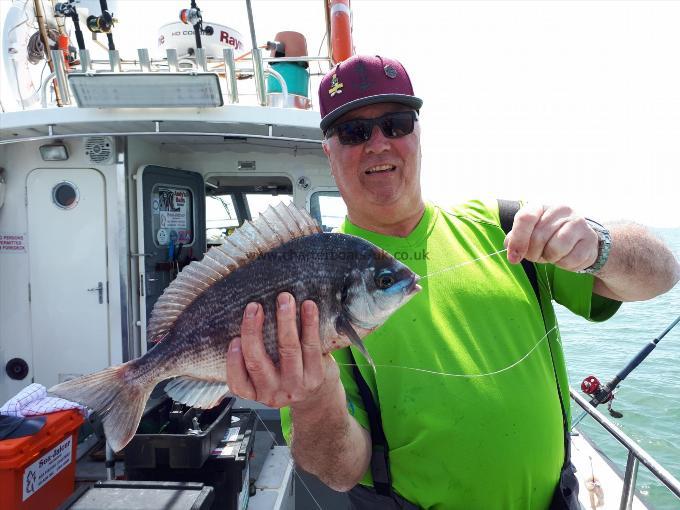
267, 62, 309, 97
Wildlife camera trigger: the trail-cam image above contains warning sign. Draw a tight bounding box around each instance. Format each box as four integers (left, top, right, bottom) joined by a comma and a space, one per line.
22, 436, 72, 501
0, 233, 26, 253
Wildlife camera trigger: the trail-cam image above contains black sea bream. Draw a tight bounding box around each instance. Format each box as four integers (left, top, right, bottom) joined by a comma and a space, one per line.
50, 202, 420, 451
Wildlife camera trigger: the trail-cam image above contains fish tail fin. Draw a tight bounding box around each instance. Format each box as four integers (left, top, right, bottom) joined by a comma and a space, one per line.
49, 362, 153, 452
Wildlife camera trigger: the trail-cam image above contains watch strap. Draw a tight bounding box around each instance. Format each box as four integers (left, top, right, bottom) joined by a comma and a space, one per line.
578, 219, 611, 274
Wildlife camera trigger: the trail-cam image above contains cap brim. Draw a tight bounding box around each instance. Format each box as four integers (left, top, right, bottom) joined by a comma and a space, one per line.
320, 94, 423, 132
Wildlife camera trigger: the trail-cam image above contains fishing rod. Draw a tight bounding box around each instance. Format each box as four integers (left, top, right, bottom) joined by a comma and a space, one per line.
180, 1, 204, 52
572, 313, 680, 429
54, 0, 86, 51
86, 0, 117, 51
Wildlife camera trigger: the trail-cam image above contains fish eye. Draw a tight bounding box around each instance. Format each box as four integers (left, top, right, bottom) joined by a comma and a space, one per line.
375, 270, 395, 289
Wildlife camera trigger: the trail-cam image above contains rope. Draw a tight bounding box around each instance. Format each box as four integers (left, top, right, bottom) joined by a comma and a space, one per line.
27, 29, 59, 65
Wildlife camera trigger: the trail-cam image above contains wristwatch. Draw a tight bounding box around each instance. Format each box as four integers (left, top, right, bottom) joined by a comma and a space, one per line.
578, 219, 612, 275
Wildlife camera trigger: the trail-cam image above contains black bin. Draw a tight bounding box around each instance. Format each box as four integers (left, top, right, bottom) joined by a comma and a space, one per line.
126, 410, 256, 510
123, 397, 234, 469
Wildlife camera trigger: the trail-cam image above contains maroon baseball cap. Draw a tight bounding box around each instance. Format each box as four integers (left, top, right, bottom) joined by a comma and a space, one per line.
319, 55, 423, 132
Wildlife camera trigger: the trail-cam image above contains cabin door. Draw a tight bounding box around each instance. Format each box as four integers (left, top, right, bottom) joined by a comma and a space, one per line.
26, 168, 110, 387
137, 165, 205, 349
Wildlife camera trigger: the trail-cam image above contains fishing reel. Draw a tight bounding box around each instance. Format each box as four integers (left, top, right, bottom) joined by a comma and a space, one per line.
54, 0, 79, 17
54, 0, 86, 51
178, 2, 208, 51
581, 375, 623, 419
179, 7, 202, 27
179, 8, 213, 35
87, 11, 116, 34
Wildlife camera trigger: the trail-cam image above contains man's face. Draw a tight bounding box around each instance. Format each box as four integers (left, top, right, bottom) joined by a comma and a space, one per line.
323, 102, 422, 220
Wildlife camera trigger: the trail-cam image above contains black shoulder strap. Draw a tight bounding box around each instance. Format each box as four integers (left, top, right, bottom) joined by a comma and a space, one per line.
497, 199, 571, 467
347, 348, 394, 497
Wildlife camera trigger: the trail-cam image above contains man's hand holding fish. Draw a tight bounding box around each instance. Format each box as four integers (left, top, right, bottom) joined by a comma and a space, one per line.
228, 293, 372, 491
227, 296, 333, 409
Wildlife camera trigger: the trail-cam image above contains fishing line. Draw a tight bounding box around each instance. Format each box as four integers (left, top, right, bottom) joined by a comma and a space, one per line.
339, 326, 558, 378
383, 243, 564, 377
418, 248, 509, 280
251, 411, 324, 510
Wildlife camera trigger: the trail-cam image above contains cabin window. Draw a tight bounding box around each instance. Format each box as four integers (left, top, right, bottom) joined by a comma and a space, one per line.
151, 185, 194, 247
206, 194, 240, 244
52, 181, 79, 209
205, 180, 293, 245
310, 191, 346, 232
245, 193, 293, 218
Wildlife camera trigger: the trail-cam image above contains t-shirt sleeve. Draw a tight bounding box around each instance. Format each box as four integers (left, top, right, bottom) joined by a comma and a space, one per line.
549, 266, 622, 321
279, 347, 370, 445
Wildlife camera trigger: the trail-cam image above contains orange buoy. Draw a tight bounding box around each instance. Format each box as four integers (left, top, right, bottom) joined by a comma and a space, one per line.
329, 0, 353, 64
58, 34, 70, 68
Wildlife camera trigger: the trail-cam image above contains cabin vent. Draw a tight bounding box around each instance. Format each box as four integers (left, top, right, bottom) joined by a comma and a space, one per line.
84, 137, 114, 164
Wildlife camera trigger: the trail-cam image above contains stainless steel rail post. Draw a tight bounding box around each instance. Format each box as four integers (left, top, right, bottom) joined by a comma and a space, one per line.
195, 48, 208, 72
245, 0, 266, 105
223, 48, 238, 103
50, 50, 71, 104
620, 452, 640, 510
79, 49, 91, 72
109, 50, 121, 72
138, 49, 151, 72
167, 49, 179, 72
252, 48, 266, 106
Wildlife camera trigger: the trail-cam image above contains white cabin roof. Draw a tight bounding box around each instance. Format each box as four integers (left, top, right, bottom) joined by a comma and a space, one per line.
0, 104, 324, 145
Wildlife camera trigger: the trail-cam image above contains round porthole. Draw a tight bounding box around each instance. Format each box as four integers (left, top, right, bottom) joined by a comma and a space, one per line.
52, 181, 79, 209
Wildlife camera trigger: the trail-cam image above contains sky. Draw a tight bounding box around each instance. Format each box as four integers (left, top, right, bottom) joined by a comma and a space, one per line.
3, 0, 679, 227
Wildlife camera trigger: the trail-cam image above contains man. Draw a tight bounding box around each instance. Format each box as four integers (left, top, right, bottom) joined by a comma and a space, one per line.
226, 55, 679, 509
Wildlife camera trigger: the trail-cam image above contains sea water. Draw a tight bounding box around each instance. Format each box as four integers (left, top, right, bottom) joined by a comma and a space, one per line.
557, 228, 680, 509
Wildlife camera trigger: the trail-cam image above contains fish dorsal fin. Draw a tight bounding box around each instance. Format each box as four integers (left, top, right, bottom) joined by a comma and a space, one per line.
147, 202, 321, 341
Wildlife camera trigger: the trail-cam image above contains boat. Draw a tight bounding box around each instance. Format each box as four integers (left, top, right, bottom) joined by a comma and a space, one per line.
1, 1, 678, 508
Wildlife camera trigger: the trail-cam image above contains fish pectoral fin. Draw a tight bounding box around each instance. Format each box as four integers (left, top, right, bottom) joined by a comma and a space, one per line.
335, 315, 376, 373
164, 377, 230, 409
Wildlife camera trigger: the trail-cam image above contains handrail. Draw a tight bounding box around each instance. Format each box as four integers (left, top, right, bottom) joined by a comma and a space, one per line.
264, 66, 289, 103
0, 130, 323, 146
570, 387, 680, 506
36, 47, 332, 111
64, 55, 329, 69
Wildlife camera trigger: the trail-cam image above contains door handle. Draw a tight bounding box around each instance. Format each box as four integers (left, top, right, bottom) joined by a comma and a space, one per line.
87, 282, 104, 304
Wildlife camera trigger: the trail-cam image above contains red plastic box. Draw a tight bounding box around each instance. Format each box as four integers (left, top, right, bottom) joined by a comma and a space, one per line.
0, 410, 83, 510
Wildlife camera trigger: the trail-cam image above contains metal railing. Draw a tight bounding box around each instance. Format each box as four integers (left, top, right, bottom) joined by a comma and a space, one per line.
570, 387, 680, 509
42, 46, 331, 110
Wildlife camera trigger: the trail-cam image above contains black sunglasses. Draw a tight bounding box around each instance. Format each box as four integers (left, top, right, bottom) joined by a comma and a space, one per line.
325, 111, 418, 146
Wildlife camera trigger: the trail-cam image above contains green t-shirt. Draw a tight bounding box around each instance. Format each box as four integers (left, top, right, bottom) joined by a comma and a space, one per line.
281, 200, 620, 509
